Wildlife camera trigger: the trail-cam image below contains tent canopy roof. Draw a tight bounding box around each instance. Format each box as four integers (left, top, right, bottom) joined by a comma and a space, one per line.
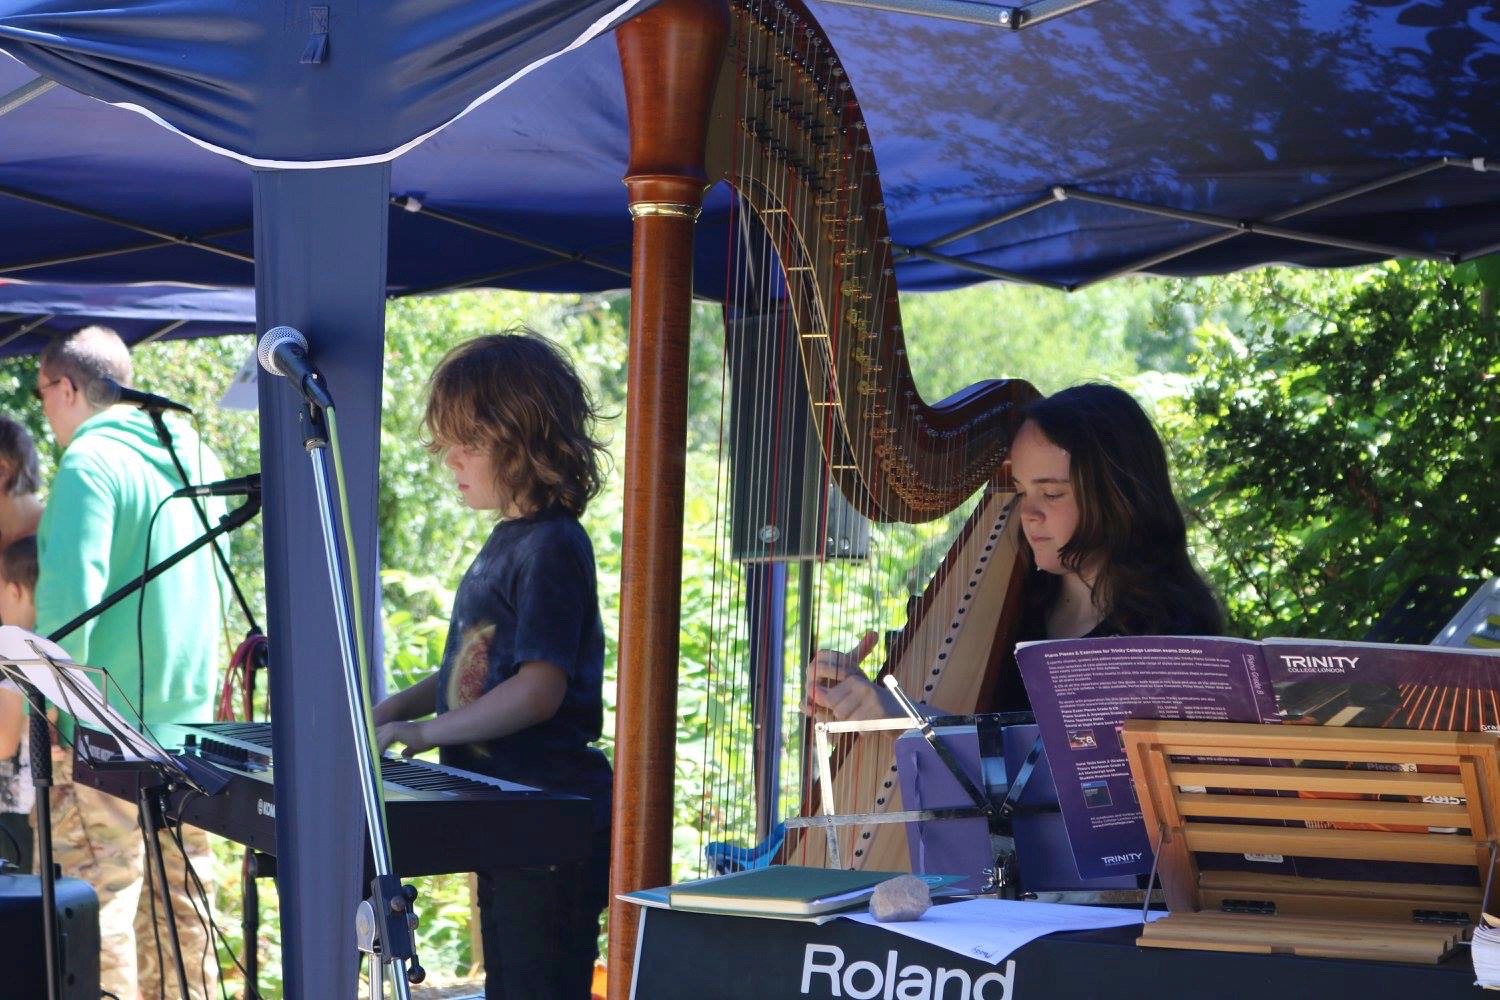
0, 0, 1495, 310
0, 280, 254, 355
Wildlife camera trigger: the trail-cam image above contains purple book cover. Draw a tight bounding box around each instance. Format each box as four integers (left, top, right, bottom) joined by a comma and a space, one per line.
1264, 639, 1500, 730
1015, 636, 1281, 880
1254, 638, 1499, 885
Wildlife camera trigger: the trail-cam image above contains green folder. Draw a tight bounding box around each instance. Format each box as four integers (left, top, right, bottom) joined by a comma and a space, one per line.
667, 865, 959, 917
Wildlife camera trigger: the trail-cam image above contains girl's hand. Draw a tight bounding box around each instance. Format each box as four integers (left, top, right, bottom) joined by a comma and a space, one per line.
376, 720, 435, 757
803, 631, 896, 722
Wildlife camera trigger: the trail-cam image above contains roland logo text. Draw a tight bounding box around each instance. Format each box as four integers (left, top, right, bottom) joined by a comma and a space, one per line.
801, 944, 1016, 1000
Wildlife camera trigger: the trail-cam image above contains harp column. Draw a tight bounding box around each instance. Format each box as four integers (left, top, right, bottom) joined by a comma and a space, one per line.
610, 2, 727, 997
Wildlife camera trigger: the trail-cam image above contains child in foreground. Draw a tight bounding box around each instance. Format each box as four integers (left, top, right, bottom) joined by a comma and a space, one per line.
0, 535, 39, 871
374, 332, 612, 999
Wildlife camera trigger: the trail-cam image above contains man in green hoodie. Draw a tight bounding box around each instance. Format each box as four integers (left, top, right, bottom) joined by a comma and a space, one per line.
35, 325, 223, 1000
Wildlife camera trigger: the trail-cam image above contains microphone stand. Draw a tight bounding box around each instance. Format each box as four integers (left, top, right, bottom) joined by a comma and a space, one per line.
143, 408, 263, 637
297, 398, 422, 997
141, 406, 270, 998
26, 491, 262, 1000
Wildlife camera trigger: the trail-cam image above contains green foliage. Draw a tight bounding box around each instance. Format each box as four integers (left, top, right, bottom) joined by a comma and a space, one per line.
9, 256, 1491, 991
1163, 262, 1499, 639
897, 277, 1194, 400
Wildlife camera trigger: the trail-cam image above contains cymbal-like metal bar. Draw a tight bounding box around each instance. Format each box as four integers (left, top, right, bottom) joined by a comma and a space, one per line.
0, 76, 56, 118
390, 196, 632, 279
1069, 158, 1480, 290
0, 314, 53, 349
895, 244, 1071, 290
0, 184, 254, 264
924, 190, 1063, 249
1062, 185, 1457, 263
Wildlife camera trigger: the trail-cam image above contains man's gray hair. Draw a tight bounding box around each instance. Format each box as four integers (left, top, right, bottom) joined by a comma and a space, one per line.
39, 325, 133, 400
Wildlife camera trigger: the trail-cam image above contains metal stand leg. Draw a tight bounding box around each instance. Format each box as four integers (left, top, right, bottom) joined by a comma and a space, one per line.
243, 850, 259, 999
139, 788, 192, 1000
28, 705, 61, 1000
301, 402, 419, 997
358, 899, 386, 999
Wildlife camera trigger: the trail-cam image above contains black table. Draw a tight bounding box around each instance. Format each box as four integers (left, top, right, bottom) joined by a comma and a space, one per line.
630, 905, 1482, 999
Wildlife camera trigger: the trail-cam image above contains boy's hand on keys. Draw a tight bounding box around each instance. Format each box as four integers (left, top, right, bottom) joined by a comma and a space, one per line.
376, 720, 435, 756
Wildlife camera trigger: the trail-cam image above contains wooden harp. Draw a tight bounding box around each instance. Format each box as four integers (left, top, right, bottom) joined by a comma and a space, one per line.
611, 0, 1037, 987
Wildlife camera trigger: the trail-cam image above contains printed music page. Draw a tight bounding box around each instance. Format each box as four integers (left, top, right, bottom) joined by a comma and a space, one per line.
1015, 636, 1280, 879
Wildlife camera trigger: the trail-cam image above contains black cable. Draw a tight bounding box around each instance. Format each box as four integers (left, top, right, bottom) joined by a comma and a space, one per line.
169, 819, 213, 1000
137, 805, 167, 1000
139, 496, 172, 728
101, 992, 122, 1000
152, 411, 260, 635
169, 791, 259, 1000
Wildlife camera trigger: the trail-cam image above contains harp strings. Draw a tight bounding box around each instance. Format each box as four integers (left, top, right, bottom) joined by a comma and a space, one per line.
691, 0, 995, 877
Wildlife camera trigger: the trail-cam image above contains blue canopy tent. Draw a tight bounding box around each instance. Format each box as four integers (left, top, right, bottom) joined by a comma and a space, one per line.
0, 281, 254, 354
1, 2, 1496, 298
0, 1, 1496, 996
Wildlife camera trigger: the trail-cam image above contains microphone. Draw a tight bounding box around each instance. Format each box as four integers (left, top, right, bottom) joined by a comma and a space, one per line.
257, 326, 333, 408
171, 473, 261, 499
86, 377, 194, 416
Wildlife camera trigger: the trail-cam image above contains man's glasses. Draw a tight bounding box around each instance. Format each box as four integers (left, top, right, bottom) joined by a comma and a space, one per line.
32, 376, 64, 402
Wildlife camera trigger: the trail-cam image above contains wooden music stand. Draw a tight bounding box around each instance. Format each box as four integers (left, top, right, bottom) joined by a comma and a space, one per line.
1122, 720, 1500, 964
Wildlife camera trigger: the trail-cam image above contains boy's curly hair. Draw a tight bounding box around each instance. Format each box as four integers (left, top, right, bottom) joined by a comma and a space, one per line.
423, 331, 607, 516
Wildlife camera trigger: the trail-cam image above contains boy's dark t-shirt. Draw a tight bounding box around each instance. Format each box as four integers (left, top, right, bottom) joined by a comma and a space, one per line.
435, 507, 611, 831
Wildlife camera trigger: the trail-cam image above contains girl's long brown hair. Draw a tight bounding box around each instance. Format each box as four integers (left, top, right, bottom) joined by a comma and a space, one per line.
1022, 383, 1223, 636
424, 332, 607, 516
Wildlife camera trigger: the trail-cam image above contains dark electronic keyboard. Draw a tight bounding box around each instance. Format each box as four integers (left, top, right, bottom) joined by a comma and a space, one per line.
73, 721, 592, 876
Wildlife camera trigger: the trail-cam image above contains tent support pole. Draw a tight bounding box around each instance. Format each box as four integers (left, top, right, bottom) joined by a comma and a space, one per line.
924, 190, 1062, 249
609, 3, 726, 998
0, 314, 54, 349
897, 159, 1487, 292
254, 163, 390, 1000
894, 244, 1071, 289
816, 0, 1104, 29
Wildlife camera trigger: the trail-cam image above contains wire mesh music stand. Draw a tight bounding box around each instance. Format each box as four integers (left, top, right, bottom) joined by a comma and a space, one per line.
0, 629, 224, 999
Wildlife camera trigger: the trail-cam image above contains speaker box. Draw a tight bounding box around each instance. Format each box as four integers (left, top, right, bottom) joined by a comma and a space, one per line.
0, 872, 101, 1000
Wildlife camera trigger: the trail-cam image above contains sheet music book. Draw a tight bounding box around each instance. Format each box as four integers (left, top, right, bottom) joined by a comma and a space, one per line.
668, 866, 956, 917
0, 625, 173, 767
1016, 634, 1500, 881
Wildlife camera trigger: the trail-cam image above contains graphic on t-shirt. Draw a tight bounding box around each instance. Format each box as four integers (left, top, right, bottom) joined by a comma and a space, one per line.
447, 622, 496, 754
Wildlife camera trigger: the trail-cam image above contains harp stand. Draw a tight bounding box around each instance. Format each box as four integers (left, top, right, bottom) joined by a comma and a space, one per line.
788, 678, 1027, 892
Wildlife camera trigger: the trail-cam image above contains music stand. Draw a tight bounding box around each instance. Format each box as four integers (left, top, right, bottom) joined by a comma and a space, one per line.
0, 630, 223, 1000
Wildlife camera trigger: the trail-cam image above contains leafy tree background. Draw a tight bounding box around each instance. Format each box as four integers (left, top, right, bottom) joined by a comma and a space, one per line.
0, 258, 1492, 994
1160, 261, 1498, 639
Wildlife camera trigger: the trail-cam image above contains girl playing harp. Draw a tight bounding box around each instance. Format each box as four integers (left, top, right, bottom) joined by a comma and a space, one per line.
806, 383, 1224, 722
